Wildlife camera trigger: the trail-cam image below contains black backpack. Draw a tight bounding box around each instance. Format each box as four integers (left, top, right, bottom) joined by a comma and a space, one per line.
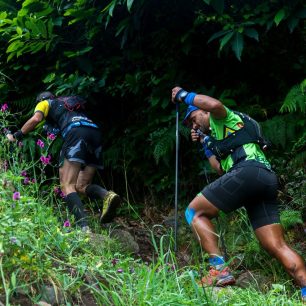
206, 111, 271, 160
57, 95, 87, 112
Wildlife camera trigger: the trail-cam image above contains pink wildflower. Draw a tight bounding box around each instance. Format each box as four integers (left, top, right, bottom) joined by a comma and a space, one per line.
23, 177, 30, 185
40, 155, 51, 165
13, 192, 20, 201
1, 103, 8, 112
63, 220, 71, 227
36, 139, 45, 148
54, 187, 60, 195
21, 171, 27, 177
47, 133, 56, 140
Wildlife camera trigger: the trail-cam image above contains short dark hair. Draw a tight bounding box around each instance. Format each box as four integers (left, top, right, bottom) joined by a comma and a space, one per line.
36, 91, 55, 102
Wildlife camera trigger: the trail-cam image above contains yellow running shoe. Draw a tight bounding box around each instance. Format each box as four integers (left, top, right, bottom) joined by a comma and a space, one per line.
100, 191, 121, 223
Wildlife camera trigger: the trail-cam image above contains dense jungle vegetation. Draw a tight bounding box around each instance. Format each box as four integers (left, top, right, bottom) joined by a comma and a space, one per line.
0, 0, 305, 305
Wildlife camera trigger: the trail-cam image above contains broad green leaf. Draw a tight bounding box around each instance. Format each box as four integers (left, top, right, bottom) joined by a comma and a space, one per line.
16, 26, 22, 35
0, 11, 7, 19
29, 42, 45, 54
43, 72, 56, 83
274, 9, 285, 26
22, 0, 36, 7
219, 31, 234, 50
36, 20, 47, 38
18, 8, 28, 17
25, 20, 40, 36
34, 6, 53, 18
7, 40, 23, 53
244, 28, 259, 41
231, 32, 244, 61
127, 0, 134, 12
207, 29, 230, 43
7, 52, 15, 62
102, 0, 116, 17
47, 19, 53, 36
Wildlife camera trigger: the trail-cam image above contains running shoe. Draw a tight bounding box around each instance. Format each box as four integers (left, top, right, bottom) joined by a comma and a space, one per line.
100, 191, 121, 223
200, 267, 236, 287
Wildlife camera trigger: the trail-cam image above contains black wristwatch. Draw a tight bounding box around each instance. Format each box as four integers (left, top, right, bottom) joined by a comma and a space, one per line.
13, 130, 24, 140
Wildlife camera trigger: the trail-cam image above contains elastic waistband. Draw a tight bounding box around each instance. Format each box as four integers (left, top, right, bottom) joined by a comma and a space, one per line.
62, 121, 98, 137
230, 159, 274, 173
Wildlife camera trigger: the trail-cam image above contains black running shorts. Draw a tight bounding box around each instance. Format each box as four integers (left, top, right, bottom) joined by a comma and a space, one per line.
202, 162, 280, 230
60, 127, 103, 169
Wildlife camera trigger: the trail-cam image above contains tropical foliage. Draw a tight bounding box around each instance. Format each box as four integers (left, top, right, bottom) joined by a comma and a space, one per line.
0, 0, 305, 304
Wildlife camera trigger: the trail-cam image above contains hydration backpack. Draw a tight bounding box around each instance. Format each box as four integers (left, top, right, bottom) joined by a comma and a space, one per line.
206, 111, 271, 160
57, 96, 87, 112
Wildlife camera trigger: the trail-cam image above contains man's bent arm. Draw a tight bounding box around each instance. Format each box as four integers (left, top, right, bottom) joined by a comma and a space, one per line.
20, 112, 44, 135
172, 86, 227, 119
192, 94, 227, 119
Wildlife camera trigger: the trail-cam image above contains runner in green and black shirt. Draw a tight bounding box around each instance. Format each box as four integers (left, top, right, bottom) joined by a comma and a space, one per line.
172, 86, 306, 301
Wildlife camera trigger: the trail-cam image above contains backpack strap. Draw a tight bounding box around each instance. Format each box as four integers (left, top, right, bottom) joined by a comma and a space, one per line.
207, 112, 271, 160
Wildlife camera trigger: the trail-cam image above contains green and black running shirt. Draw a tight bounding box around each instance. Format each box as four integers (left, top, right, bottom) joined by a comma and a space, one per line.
209, 107, 271, 172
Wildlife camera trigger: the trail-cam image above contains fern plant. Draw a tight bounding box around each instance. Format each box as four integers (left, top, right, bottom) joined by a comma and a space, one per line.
280, 79, 306, 114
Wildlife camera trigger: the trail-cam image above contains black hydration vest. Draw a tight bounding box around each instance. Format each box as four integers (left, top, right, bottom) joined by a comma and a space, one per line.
206, 111, 271, 160
46, 97, 98, 137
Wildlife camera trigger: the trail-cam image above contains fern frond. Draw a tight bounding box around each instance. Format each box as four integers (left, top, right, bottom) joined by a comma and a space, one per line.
11, 96, 36, 121
260, 114, 296, 149
150, 126, 175, 164
280, 80, 306, 114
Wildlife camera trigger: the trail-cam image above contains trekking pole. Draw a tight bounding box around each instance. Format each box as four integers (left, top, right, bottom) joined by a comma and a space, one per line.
174, 102, 179, 252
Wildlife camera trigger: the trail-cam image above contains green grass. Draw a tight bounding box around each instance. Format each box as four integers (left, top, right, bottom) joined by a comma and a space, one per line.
0, 110, 304, 305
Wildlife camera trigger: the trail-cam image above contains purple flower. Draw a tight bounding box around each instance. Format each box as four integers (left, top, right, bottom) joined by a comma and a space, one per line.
13, 192, 20, 201
1, 103, 8, 112
21, 171, 27, 177
47, 133, 56, 140
59, 192, 65, 198
117, 268, 123, 273
54, 187, 60, 194
111, 258, 119, 266
32, 178, 36, 183
23, 177, 30, 185
18, 141, 23, 147
40, 155, 51, 165
63, 220, 71, 227
167, 263, 175, 271
36, 139, 45, 148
